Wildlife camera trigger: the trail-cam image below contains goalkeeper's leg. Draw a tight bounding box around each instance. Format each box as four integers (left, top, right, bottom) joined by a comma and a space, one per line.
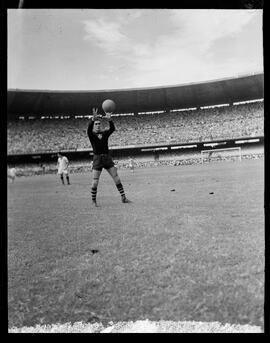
106, 166, 131, 203
91, 169, 102, 206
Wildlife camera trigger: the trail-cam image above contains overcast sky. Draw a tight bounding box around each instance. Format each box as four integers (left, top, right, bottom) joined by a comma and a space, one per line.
8, 9, 263, 91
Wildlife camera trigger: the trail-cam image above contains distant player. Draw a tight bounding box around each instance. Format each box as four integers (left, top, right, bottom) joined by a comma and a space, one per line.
208, 151, 214, 162
57, 152, 70, 185
40, 163, 46, 174
90, 160, 93, 172
87, 108, 131, 206
128, 157, 135, 172
8, 167, 16, 182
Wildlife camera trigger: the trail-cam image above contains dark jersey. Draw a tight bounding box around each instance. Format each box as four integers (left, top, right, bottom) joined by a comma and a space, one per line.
87, 119, 115, 154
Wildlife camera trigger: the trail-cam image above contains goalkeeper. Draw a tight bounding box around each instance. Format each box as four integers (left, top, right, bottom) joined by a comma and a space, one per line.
87, 108, 131, 206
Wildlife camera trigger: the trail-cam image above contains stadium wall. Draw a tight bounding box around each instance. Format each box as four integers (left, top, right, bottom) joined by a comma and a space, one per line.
7, 73, 263, 117
7, 136, 264, 166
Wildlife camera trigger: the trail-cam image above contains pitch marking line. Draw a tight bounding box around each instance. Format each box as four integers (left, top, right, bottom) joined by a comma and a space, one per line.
9, 320, 263, 333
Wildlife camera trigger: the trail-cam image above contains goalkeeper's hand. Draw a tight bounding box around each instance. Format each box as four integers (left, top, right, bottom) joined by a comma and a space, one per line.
92, 107, 102, 120
104, 112, 112, 120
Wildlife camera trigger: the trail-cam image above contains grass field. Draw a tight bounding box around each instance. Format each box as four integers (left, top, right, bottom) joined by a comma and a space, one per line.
7, 158, 265, 331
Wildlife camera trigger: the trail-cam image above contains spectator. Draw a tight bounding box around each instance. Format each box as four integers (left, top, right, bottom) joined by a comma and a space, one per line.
7, 101, 264, 154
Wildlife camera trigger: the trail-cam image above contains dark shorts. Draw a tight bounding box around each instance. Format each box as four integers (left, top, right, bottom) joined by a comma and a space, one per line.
93, 154, 115, 171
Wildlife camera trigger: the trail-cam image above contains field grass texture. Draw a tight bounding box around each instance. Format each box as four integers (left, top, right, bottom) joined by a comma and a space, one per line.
8, 159, 264, 330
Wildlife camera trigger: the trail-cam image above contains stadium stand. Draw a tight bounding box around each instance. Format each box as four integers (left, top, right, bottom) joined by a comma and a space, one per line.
7, 101, 263, 154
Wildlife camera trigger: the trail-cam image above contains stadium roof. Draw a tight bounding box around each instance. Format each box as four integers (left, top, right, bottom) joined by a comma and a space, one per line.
8, 73, 264, 117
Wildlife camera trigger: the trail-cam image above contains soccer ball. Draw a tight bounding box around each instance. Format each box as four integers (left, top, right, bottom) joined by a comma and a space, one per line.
102, 99, 116, 113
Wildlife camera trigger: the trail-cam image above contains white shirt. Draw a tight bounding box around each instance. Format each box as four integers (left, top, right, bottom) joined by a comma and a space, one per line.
8, 168, 16, 177
57, 156, 69, 171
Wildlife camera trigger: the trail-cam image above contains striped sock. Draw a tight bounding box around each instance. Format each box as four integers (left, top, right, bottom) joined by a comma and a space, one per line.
116, 183, 126, 199
91, 187, 97, 202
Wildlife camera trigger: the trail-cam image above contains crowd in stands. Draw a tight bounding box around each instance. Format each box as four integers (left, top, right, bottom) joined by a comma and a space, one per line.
7, 101, 263, 154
